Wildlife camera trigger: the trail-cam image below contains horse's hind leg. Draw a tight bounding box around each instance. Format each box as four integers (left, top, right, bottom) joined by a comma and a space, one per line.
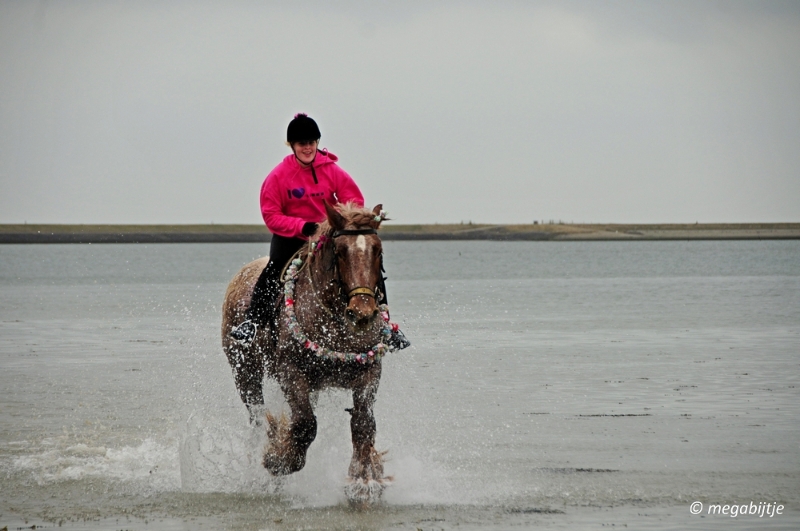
263, 365, 317, 475
346, 362, 391, 506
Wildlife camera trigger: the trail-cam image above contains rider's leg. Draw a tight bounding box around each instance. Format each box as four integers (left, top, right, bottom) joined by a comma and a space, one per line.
377, 275, 411, 351
230, 235, 305, 345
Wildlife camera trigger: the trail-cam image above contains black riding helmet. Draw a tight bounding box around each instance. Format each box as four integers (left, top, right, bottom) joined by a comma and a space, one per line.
287, 113, 321, 143
287, 113, 322, 185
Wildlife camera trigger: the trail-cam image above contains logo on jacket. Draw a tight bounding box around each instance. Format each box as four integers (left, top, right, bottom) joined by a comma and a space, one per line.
289, 187, 305, 199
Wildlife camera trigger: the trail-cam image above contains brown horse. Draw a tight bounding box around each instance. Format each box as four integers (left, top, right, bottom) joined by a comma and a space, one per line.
221, 202, 394, 505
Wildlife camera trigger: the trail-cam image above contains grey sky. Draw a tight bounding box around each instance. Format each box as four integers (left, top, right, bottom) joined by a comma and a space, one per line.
1, 1, 799, 224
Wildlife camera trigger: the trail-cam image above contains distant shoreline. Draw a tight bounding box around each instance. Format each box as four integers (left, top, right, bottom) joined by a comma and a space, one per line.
1, 223, 799, 243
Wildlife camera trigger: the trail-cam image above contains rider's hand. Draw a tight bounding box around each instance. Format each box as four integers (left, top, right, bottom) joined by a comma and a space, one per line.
302, 222, 319, 237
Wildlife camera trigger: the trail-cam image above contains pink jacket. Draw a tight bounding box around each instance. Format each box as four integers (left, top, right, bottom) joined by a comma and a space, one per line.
260, 150, 365, 238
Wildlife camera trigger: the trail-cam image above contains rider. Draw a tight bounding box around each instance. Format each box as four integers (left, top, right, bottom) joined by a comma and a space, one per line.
229, 113, 410, 351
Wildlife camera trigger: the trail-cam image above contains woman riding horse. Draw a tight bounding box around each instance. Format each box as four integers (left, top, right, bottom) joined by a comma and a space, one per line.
229, 113, 410, 353
223, 115, 407, 503
222, 200, 398, 504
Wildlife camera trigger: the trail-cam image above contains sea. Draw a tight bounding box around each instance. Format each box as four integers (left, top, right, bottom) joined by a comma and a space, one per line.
1, 240, 798, 530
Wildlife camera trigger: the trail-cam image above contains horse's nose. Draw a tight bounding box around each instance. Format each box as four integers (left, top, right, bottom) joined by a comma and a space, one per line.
345, 303, 379, 328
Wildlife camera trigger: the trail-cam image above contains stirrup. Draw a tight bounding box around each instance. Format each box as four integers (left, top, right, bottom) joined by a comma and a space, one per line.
387, 328, 411, 351
230, 320, 257, 346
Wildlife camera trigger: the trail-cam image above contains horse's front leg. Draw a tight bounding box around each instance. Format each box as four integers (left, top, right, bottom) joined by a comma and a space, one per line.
346, 362, 391, 505
262, 364, 317, 475
223, 341, 265, 424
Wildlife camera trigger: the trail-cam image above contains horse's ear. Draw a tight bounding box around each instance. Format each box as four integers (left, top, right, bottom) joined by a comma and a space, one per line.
324, 200, 346, 231
370, 204, 387, 229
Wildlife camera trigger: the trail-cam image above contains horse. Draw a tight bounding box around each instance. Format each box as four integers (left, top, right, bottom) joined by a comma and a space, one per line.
221, 202, 396, 505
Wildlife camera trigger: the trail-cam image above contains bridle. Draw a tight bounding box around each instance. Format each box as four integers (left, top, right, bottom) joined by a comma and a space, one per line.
330, 228, 381, 301
286, 226, 383, 315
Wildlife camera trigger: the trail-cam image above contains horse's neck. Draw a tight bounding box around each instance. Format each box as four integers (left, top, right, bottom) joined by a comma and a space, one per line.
302, 256, 345, 315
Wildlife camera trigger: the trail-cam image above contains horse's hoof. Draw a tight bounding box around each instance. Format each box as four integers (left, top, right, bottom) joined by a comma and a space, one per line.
263, 452, 305, 476
344, 477, 392, 508
262, 452, 286, 475
262, 411, 305, 476
346, 447, 390, 505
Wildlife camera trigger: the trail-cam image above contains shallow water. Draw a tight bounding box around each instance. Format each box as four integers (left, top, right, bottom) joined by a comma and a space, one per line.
1, 241, 798, 530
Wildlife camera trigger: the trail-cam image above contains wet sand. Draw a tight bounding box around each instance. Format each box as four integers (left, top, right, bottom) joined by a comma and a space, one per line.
2, 222, 799, 243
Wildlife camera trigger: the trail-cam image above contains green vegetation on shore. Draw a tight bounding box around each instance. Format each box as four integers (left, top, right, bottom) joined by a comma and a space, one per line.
1, 222, 798, 243
378, 221, 800, 233
3, 222, 799, 234
0, 224, 269, 234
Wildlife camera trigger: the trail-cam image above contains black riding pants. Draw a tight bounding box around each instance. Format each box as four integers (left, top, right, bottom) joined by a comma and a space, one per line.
247, 235, 305, 323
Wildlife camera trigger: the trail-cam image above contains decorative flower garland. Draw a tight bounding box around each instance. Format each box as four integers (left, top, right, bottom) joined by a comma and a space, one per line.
282, 247, 399, 364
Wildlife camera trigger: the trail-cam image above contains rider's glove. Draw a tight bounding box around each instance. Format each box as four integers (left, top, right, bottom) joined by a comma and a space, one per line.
302, 222, 319, 237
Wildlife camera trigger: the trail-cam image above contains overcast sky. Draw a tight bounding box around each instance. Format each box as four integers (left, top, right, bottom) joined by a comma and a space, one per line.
1, 1, 799, 225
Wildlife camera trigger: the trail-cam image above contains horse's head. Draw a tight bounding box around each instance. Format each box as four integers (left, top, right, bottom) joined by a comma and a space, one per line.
323, 201, 385, 331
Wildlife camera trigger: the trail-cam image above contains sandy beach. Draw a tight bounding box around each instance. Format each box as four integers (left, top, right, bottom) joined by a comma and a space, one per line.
1, 222, 798, 243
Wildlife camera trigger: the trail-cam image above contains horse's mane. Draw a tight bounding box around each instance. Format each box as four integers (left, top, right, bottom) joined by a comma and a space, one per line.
323, 202, 383, 235
298, 202, 384, 265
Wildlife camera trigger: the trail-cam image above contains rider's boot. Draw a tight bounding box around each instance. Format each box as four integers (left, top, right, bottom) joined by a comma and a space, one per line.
377, 275, 411, 351
230, 320, 258, 345
387, 328, 411, 351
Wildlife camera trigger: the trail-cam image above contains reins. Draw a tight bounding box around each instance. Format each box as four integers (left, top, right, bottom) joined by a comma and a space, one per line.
280, 246, 308, 282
